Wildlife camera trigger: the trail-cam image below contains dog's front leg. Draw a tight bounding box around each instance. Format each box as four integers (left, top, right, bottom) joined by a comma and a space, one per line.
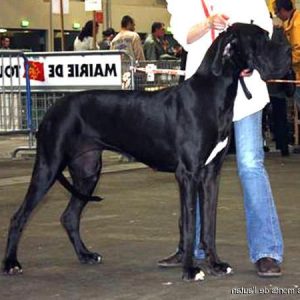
200, 157, 233, 276
176, 169, 205, 282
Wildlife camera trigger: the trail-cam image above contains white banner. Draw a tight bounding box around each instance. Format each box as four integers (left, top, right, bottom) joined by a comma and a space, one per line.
85, 0, 102, 11
52, 0, 69, 14
0, 53, 122, 89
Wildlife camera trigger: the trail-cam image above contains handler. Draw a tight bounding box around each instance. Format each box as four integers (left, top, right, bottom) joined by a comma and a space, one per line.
158, 0, 283, 277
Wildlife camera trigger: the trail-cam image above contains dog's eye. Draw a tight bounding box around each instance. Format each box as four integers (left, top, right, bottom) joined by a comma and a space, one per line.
223, 43, 232, 57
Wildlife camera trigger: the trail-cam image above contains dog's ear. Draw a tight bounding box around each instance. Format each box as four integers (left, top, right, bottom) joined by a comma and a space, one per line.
211, 32, 236, 76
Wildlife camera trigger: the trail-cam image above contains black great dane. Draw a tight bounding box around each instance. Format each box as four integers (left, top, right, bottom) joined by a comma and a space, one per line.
2, 23, 291, 281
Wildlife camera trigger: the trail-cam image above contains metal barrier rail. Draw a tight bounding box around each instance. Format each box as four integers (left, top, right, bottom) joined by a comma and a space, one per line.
27, 60, 181, 130
0, 50, 32, 133
0, 50, 34, 157
138, 60, 182, 91
124, 60, 182, 91
0, 50, 135, 157
25, 51, 136, 131
27, 59, 181, 128
0, 51, 181, 158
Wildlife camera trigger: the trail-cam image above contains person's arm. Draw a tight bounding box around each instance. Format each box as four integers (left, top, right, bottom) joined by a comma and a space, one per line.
187, 14, 229, 44
167, 0, 228, 48
133, 34, 145, 61
167, 0, 201, 50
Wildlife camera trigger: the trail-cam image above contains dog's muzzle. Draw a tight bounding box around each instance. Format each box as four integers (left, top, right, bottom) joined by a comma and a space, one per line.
257, 44, 292, 81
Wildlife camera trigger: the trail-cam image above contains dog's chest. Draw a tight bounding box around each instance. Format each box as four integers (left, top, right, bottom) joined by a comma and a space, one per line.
204, 137, 229, 165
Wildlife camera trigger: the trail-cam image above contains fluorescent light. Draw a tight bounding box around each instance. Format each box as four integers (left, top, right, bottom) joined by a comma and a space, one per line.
72, 22, 81, 30
21, 20, 30, 28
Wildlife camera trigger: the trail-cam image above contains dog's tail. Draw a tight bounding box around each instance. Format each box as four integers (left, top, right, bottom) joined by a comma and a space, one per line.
57, 173, 103, 202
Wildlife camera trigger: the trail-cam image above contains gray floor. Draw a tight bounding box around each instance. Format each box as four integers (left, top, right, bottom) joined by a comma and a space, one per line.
0, 146, 299, 299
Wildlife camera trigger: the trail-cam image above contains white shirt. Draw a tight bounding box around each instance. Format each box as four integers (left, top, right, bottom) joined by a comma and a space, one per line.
167, 0, 273, 121
73, 36, 99, 51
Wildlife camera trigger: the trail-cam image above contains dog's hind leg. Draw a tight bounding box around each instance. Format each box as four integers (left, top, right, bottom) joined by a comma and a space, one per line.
2, 155, 63, 275
61, 150, 102, 264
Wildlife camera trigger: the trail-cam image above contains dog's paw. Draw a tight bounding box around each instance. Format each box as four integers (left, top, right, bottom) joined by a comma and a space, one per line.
182, 267, 205, 282
79, 252, 102, 265
2, 259, 23, 275
208, 261, 233, 276
195, 270, 205, 281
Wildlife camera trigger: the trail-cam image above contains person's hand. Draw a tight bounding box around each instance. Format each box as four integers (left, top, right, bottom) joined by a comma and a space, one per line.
240, 69, 253, 77
208, 14, 229, 31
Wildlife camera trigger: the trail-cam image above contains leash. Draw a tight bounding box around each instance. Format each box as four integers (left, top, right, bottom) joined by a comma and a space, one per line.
239, 77, 252, 99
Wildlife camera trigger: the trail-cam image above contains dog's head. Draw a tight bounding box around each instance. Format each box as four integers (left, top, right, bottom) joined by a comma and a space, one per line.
210, 23, 292, 81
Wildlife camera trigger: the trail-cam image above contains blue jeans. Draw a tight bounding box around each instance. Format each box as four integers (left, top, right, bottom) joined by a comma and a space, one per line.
194, 110, 284, 263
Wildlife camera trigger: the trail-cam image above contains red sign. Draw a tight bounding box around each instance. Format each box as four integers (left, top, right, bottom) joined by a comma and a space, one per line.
95, 11, 103, 24
25, 61, 45, 82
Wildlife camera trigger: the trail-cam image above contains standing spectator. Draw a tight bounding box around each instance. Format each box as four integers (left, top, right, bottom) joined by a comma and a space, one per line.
74, 20, 100, 51
1, 36, 10, 49
267, 24, 295, 157
275, 0, 300, 109
110, 15, 145, 62
99, 27, 116, 50
143, 22, 170, 60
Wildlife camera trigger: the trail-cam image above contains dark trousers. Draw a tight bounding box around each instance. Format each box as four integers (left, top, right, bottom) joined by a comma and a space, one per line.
270, 96, 289, 155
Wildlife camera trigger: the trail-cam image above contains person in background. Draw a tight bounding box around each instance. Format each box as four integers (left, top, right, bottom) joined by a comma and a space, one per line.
172, 43, 184, 59
266, 0, 296, 157
274, 0, 300, 110
74, 20, 100, 51
266, 12, 296, 157
178, 52, 187, 84
158, 0, 283, 278
1, 36, 11, 49
268, 0, 295, 17
110, 15, 145, 62
143, 22, 171, 60
99, 27, 116, 50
